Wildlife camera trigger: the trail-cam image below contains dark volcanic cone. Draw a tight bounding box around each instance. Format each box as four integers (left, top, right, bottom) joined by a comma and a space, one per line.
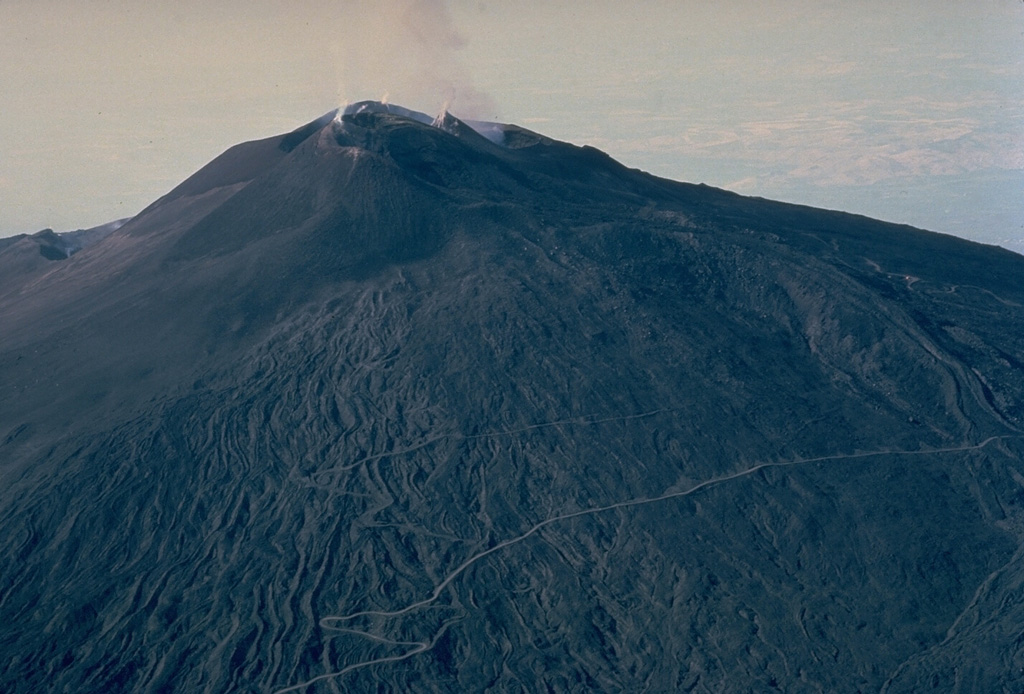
1, 104, 1023, 694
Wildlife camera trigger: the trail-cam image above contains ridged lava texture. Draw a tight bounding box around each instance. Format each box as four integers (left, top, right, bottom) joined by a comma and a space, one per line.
2, 107, 1023, 693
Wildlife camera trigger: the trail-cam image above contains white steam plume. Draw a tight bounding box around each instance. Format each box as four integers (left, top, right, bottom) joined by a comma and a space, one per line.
329, 0, 497, 121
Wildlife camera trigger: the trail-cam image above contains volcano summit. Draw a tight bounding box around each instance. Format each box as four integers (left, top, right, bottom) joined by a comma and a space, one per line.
1, 104, 1023, 693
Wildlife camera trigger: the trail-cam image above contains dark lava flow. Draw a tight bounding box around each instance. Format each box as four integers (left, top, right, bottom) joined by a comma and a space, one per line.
2, 104, 1023, 693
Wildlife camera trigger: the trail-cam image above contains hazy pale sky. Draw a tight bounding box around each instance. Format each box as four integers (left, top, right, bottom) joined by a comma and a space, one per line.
2, 1, 1022, 252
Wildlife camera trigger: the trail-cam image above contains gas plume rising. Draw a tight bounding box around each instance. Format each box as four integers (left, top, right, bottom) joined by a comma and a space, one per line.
331, 0, 497, 122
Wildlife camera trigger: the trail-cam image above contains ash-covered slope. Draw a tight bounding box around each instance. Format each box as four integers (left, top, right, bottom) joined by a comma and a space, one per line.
1, 104, 1023, 694
0, 219, 126, 292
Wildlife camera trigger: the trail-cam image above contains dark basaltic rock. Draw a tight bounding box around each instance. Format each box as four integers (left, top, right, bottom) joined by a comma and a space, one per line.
1, 103, 1023, 693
